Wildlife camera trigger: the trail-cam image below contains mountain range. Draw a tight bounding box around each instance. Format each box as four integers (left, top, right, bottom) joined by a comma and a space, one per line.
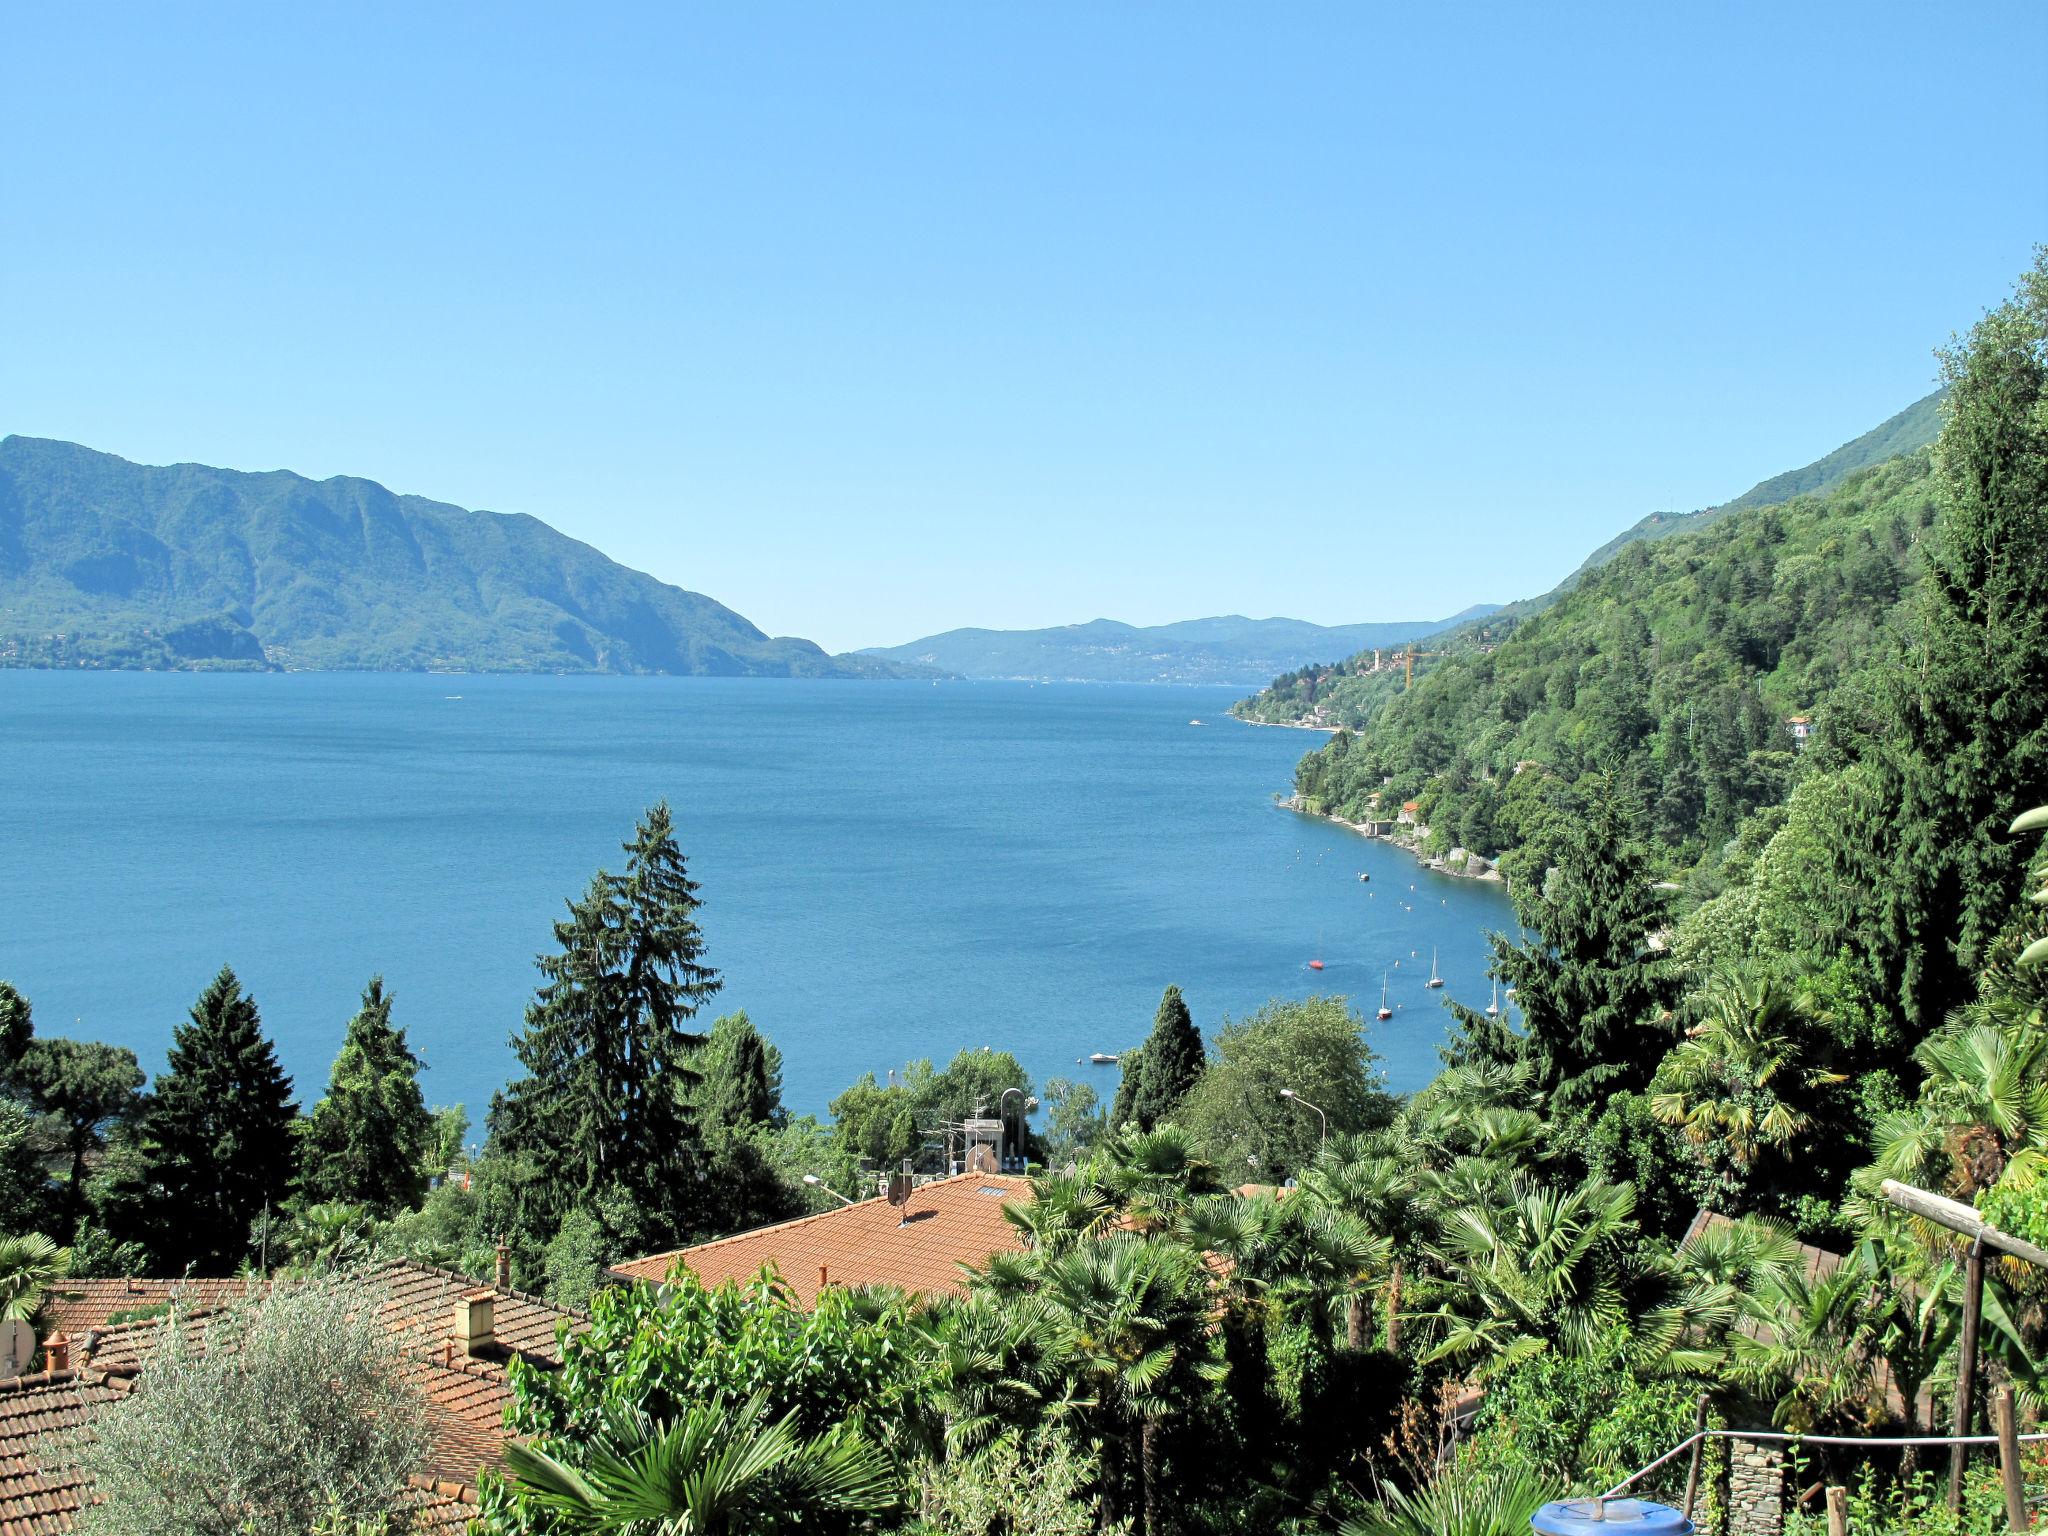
858, 609, 1502, 686
0, 437, 914, 676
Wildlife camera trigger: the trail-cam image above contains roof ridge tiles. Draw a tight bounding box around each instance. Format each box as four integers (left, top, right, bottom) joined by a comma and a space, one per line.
613, 1171, 1031, 1276
375, 1256, 591, 1321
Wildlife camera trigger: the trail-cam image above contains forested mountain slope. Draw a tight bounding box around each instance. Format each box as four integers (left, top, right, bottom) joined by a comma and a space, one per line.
0, 436, 911, 675
1281, 451, 1940, 876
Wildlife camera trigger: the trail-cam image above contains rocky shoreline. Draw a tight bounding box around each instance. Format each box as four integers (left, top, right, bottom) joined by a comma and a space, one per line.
1278, 794, 1506, 884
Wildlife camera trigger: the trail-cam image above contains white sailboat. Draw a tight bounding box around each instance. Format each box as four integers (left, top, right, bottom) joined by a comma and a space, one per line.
1484, 978, 1501, 1017
1377, 976, 1393, 1021
1426, 948, 1443, 989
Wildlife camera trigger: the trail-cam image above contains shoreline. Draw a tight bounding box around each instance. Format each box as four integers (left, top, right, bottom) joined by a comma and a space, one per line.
1228, 712, 1341, 733
1276, 793, 1506, 884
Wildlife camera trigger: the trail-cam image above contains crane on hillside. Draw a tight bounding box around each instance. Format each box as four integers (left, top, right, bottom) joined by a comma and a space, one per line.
1401, 650, 1444, 689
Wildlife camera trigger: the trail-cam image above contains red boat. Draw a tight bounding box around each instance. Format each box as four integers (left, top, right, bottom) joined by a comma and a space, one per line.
1308, 959, 1325, 971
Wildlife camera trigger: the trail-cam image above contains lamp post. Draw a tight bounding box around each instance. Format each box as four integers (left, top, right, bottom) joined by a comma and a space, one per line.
1279, 1088, 1326, 1148
802, 1173, 858, 1207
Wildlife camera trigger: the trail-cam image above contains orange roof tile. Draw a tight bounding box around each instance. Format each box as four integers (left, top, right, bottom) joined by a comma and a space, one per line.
609, 1172, 1035, 1308
0, 1371, 136, 1536
41, 1278, 252, 1339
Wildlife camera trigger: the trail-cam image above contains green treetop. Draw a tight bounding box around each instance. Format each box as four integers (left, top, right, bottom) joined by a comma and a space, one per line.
495, 802, 722, 1249
140, 967, 298, 1272
1887, 248, 2048, 1028
1110, 985, 1205, 1133
299, 977, 434, 1217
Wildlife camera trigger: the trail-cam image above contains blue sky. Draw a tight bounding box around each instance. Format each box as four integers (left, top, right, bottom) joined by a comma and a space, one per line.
4, 4, 2042, 653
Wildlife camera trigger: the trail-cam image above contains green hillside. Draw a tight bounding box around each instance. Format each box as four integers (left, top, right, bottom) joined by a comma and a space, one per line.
1279, 450, 1940, 878
0, 436, 914, 675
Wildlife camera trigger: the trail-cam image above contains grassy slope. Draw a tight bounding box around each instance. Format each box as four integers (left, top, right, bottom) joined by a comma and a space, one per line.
0, 436, 907, 676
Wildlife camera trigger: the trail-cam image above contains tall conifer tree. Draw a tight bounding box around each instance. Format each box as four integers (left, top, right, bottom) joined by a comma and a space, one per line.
1887, 250, 2048, 1027
1111, 986, 1206, 1132
300, 978, 433, 1216
1490, 784, 1677, 1109
497, 803, 720, 1246
142, 967, 297, 1271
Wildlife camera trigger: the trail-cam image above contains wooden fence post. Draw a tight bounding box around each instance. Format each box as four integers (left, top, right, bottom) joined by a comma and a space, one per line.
1825, 1485, 1847, 1536
1683, 1393, 1711, 1520
1951, 1234, 1987, 1514
1997, 1386, 2030, 1532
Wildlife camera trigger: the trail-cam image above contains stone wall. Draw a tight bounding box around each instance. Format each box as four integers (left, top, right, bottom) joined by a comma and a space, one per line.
1723, 1436, 1785, 1536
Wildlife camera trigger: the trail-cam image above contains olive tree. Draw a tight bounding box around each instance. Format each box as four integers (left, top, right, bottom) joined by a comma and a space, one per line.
69, 1272, 430, 1536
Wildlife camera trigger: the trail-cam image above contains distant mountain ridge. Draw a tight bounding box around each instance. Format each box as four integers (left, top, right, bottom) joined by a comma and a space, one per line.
0, 437, 916, 676
860, 606, 1501, 686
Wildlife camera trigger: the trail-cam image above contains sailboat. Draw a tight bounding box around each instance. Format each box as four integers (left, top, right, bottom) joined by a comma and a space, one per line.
1485, 978, 1501, 1017
1377, 977, 1393, 1021
1426, 948, 1443, 989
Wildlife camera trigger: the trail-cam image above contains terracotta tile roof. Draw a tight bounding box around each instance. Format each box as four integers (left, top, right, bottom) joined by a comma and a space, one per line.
0, 1371, 136, 1536
370, 1259, 584, 1374
404, 1475, 480, 1532
40, 1278, 252, 1339
0, 1260, 584, 1533
609, 1172, 1035, 1307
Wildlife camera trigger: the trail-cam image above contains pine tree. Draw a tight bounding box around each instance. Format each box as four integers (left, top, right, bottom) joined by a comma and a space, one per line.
1492, 783, 1678, 1109
142, 967, 298, 1271
497, 803, 720, 1247
1887, 249, 2048, 1029
300, 978, 433, 1216
1111, 986, 1206, 1132
695, 1011, 781, 1132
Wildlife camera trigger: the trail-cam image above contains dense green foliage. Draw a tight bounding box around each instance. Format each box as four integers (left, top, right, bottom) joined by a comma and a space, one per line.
133, 967, 299, 1272
1109, 985, 1205, 1132
0, 435, 911, 675
298, 977, 433, 1216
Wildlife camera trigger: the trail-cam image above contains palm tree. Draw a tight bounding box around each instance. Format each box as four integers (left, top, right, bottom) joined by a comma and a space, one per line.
1028, 1233, 1223, 1536
1649, 971, 1844, 1174
1414, 1177, 1637, 1377
1297, 1147, 1418, 1349
998, 1170, 1116, 1259
1096, 1124, 1221, 1234
1724, 1264, 1879, 1433
1340, 1461, 1552, 1536
0, 1233, 69, 1326
502, 1391, 899, 1535
1876, 998, 2048, 1197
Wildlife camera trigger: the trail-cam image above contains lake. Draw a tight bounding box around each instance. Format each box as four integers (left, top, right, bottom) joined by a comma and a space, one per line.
0, 673, 1515, 1121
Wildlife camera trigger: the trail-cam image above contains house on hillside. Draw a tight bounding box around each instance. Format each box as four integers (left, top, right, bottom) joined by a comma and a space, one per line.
0, 1256, 586, 1532
608, 1171, 1034, 1309
1398, 800, 1421, 825
1785, 714, 1813, 747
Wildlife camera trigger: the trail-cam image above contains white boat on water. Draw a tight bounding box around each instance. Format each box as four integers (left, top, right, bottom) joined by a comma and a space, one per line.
1090, 1051, 1119, 1065
1485, 978, 1501, 1016
1376, 977, 1392, 1021
1426, 948, 1443, 989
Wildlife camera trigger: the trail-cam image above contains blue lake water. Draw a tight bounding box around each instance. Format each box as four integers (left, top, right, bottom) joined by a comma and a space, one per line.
0, 673, 1515, 1121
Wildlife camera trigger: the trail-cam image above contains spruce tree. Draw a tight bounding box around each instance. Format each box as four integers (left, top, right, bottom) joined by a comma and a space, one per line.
695, 1011, 781, 1132
142, 967, 298, 1271
1111, 986, 1206, 1132
300, 978, 433, 1216
1491, 783, 1678, 1109
498, 803, 720, 1246
1887, 249, 2048, 1028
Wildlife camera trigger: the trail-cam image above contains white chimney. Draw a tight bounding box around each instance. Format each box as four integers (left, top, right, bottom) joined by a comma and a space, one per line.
454, 1290, 495, 1356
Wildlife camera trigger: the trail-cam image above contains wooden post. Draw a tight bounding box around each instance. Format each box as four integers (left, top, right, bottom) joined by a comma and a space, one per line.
1682, 1393, 1711, 1519
1950, 1234, 1987, 1514
1997, 1386, 2030, 1532
1825, 1485, 1847, 1536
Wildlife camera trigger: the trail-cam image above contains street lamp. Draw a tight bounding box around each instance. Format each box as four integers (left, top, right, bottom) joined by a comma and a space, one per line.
802, 1174, 858, 1207
1279, 1088, 1327, 1147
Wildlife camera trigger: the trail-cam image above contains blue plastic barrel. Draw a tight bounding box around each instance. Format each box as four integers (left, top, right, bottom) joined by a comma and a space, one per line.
1531, 1498, 1692, 1534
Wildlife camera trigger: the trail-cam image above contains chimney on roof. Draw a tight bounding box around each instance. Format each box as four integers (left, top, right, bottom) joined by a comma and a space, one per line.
43, 1333, 69, 1373
494, 1239, 510, 1291
454, 1290, 496, 1357
818, 1265, 828, 1290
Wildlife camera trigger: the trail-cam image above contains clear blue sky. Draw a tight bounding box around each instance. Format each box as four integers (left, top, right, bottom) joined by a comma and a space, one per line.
4, 4, 2042, 653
